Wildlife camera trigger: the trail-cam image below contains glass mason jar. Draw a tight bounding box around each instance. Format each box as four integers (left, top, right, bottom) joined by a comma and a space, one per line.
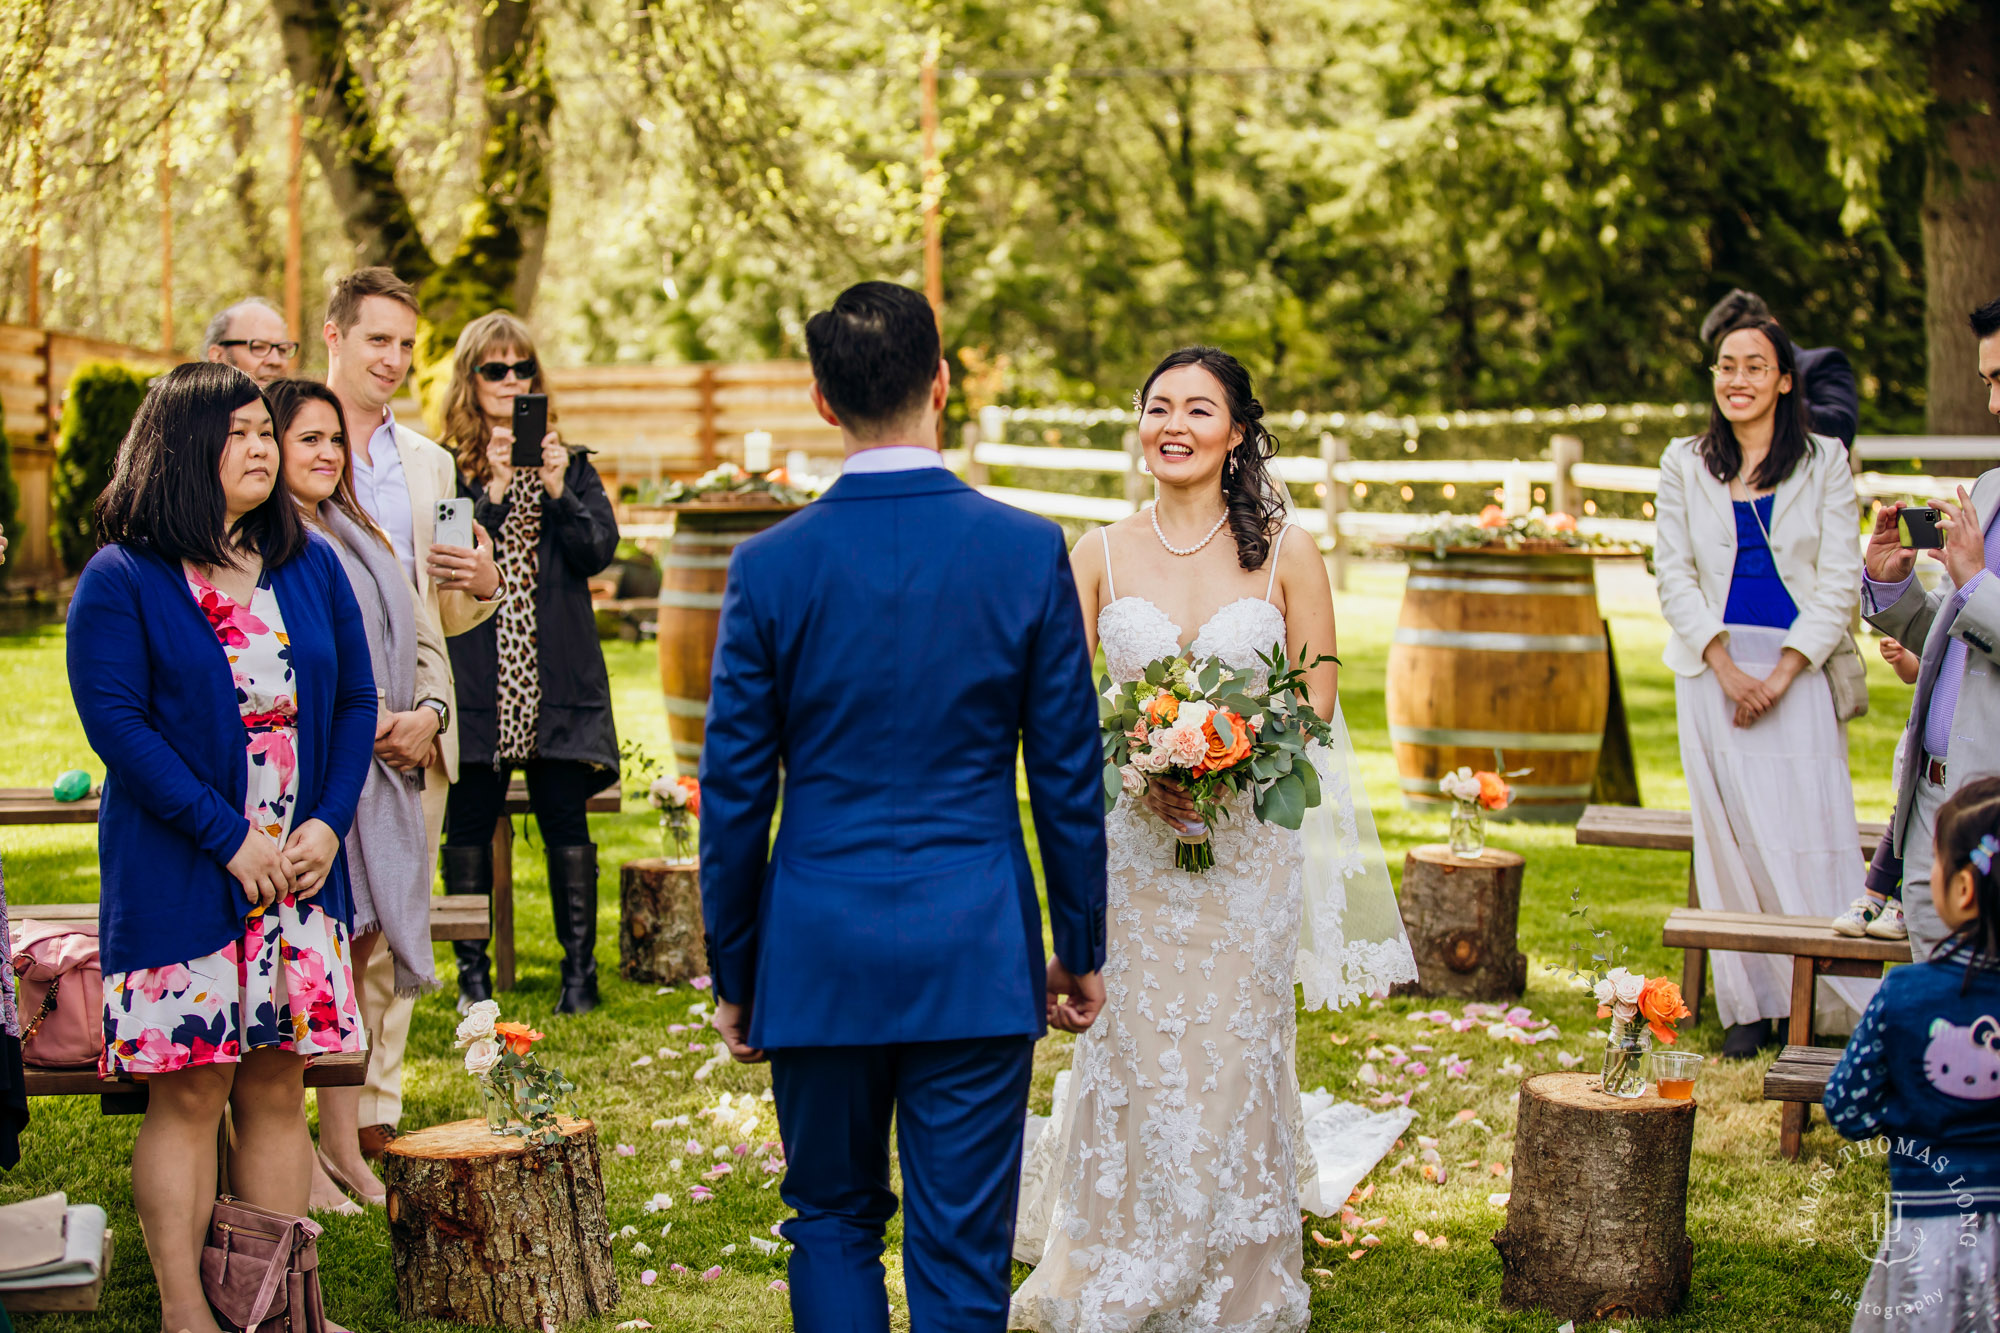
1449, 799, 1486, 858
1600, 1011, 1653, 1098
479, 1073, 513, 1133
660, 810, 697, 865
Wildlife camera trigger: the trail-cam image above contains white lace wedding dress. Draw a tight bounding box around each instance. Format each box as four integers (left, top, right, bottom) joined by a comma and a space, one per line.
1010, 526, 1417, 1333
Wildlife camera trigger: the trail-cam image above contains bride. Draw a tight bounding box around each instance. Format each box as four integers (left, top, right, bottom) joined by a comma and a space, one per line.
1011, 347, 1416, 1333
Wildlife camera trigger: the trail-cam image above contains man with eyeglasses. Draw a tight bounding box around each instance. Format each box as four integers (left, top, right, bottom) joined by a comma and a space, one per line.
1700, 288, 1858, 449
201, 297, 299, 388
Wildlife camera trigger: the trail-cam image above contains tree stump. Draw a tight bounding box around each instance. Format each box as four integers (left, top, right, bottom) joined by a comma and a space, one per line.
619, 858, 707, 984
1492, 1073, 1696, 1320
383, 1117, 619, 1328
1390, 845, 1528, 999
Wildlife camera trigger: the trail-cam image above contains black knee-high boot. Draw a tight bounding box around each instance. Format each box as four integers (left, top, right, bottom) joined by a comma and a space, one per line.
548, 844, 600, 1015
442, 844, 494, 1011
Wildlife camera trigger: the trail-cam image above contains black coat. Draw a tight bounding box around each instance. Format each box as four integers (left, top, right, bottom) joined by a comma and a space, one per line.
1792, 342, 1859, 449
454, 447, 621, 770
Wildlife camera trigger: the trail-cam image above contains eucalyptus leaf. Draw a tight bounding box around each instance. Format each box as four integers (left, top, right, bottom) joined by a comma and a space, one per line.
1259, 772, 1307, 829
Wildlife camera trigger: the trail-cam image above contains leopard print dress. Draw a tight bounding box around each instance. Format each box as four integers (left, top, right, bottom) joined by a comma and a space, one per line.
494, 468, 544, 762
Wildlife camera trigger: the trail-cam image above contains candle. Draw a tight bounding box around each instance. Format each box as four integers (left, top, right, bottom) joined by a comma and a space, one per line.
743, 431, 773, 474
1502, 464, 1531, 517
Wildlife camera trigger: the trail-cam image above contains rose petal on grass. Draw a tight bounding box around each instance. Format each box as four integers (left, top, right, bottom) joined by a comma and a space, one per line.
701, 1265, 723, 1280
1311, 1229, 1335, 1247
692, 975, 712, 990
1348, 1249, 1366, 1261
1557, 1050, 1584, 1068
619, 1225, 637, 1238
1310, 1267, 1335, 1279
769, 1279, 790, 1292
1452, 1108, 1477, 1124
616, 1143, 637, 1156
631, 1055, 653, 1068
640, 1270, 658, 1286
616, 1321, 655, 1329
1329, 1033, 1349, 1045
633, 1242, 651, 1257
749, 1236, 780, 1254
669, 1263, 689, 1275
1488, 1192, 1511, 1207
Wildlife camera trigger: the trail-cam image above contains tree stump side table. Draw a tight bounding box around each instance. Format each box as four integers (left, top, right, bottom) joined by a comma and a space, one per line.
619, 857, 707, 984
384, 1116, 619, 1328
1391, 845, 1529, 999
1492, 1072, 1696, 1320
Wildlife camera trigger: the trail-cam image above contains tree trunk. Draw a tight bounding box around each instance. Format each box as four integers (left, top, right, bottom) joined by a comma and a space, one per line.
1923, 3, 2000, 440
619, 857, 708, 985
384, 1116, 618, 1329
1492, 1073, 1696, 1320
1390, 845, 1529, 1000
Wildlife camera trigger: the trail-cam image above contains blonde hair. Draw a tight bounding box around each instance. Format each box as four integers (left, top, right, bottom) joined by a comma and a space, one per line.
440, 311, 554, 485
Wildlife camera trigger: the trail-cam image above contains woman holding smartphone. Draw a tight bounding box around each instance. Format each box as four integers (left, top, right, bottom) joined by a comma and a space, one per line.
436, 312, 620, 1015
68, 363, 374, 1333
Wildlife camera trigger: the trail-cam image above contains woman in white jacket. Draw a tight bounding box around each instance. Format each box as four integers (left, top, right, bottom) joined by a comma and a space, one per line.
1655, 318, 1869, 1058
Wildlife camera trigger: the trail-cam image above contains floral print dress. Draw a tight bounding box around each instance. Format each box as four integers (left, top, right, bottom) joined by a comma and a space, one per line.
99, 569, 365, 1076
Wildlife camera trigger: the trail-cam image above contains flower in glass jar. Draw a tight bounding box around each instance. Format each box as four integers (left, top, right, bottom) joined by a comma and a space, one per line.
1474, 772, 1512, 810
494, 1020, 544, 1055
464, 1037, 502, 1076
1439, 767, 1482, 803
1638, 976, 1692, 1044
455, 999, 502, 1045
649, 775, 700, 816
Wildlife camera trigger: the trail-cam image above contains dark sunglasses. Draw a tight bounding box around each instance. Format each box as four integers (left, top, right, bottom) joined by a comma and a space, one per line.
474, 358, 538, 383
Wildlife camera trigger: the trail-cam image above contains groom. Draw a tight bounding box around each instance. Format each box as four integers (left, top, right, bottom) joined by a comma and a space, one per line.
699, 280, 1109, 1331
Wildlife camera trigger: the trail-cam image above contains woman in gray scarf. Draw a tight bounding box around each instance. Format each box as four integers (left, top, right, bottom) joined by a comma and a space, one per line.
267, 379, 444, 1216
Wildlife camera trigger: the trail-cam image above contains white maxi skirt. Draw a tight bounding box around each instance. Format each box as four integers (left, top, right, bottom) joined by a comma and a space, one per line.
1676, 624, 1877, 1034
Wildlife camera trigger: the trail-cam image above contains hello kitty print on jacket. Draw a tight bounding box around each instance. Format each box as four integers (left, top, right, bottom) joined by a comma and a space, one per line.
1923, 1014, 2000, 1100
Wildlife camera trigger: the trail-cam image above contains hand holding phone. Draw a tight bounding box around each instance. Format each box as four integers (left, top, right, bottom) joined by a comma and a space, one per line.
1897, 506, 1945, 550
434, 497, 474, 551
511, 394, 549, 470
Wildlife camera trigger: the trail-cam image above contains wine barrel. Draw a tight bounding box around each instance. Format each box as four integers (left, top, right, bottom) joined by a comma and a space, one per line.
657, 505, 802, 769
1386, 551, 1610, 823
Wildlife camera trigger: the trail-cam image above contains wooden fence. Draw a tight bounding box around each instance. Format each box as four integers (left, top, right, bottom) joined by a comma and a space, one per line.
0, 324, 175, 583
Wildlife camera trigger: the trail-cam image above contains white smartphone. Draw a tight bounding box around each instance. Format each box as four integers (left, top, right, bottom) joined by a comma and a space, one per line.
434, 498, 474, 551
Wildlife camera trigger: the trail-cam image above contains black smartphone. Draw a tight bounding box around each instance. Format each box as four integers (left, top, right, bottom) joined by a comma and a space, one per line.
1898, 506, 1944, 550
511, 393, 549, 469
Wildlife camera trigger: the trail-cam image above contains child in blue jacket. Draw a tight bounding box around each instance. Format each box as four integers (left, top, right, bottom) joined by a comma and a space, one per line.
1824, 776, 2000, 1331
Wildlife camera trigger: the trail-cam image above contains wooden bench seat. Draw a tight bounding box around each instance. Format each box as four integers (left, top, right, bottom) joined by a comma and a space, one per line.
19, 895, 492, 942
1764, 1044, 1843, 1105
21, 1047, 367, 1114
1663, 908, 1905, 1158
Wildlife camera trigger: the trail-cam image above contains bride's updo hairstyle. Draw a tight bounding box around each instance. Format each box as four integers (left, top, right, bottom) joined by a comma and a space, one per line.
1138, 346, 1286, 572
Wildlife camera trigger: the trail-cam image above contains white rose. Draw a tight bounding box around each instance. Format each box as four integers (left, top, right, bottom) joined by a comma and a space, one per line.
1120, 764, 1146, 795
1439, 767, 1481, 802
1592, 977, 1616, 1008
1177, 700, 1214, 730
1608, 967, 1645, 1006
455, 1005, 499, 1045
463, 1037, 502, 1076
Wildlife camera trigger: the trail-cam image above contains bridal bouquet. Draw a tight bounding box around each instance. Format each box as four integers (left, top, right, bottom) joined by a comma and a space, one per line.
1100, 644, 1337, 872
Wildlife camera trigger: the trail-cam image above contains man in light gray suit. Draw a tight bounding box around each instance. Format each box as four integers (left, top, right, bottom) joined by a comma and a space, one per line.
1861, 296, 2000, 960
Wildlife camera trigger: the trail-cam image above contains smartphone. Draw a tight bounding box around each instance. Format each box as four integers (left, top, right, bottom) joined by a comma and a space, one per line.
434, 497, 474, 551
1897, 506, 1945, 550
511, 393, 549, 469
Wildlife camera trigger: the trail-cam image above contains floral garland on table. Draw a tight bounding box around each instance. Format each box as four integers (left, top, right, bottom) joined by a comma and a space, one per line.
455, 1000, 578, 1144
639, 463, 816, 506
1407, 506, 1636, 556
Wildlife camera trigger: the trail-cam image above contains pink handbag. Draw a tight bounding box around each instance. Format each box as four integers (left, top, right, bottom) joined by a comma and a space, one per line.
8, 919, 104, 1069
202, 1196, 343, 1333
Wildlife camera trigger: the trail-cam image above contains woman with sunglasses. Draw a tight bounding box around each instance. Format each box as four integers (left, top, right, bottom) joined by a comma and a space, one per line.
436, 313, 619, 1015
1654, 317, 1872, 1059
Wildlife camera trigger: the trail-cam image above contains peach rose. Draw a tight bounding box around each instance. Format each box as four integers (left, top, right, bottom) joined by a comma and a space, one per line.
1166, 725, 1209, 768
1479, 505, 1506, 529
1547, 512, 1578, 533
1474, 771, 1511, 810
1145, 691, 1181, 727
1638, 976, 1692, 1045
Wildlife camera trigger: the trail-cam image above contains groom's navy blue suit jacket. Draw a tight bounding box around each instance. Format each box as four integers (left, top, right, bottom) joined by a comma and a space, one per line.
698, 466, 1108, 1049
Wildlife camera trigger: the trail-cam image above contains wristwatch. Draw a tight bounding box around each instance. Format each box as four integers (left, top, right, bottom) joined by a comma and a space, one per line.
417, 698, 450, 736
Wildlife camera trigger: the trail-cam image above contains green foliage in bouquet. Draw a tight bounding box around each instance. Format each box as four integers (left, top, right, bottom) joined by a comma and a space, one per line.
1098, 643, 1339, 835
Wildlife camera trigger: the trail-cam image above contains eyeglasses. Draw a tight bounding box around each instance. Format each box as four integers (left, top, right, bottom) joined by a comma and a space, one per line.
475, 359, 538, 383
1710, 361, 1775, 385
218, 339, 301, 359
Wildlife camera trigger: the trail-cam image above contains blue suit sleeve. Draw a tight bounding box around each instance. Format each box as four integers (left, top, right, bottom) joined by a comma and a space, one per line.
1823, 982, 1893, 1139
698, 555, 784, 1008
1020, 527, 1109, 977
66, 555, 249, 867
1803, 346, 1859, 448
308, 546, 378, 837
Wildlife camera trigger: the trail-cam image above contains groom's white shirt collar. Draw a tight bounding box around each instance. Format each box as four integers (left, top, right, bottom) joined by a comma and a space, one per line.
841, 445, 946, 475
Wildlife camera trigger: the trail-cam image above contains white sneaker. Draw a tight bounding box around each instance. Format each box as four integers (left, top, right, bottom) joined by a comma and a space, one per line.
1864, 899, 1908, 941
1832, 896, 1882, 937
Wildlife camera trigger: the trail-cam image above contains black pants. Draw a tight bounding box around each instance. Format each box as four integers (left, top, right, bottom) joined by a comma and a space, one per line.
445, 759, 604, 848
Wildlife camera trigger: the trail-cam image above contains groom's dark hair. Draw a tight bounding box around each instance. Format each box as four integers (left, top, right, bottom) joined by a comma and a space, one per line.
805, 282, 940, 438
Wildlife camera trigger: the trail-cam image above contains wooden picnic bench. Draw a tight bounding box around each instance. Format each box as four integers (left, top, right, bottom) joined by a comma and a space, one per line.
1662, 908, 1907, 1158
1575, 804, 1889, 1020
21, 1047, 368, 1113
4, 776, 622, 992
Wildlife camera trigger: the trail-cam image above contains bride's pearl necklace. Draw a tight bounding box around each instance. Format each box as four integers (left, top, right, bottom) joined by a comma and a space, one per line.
1151, 503, 1229, 557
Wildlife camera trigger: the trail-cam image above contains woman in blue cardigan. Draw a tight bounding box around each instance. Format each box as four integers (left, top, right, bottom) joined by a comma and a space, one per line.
67, 362, 376, 1333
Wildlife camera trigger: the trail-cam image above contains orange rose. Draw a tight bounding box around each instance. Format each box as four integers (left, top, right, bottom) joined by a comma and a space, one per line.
493, 1021, 544, 1056
1474, 771, 1511, 810
1547, 512, 1578, 533
677, 775, 701, 819
1195, 711, 1254, 777
1478, 505, 1506, 529
1638, 977, 1691, 1045
1145, 691, 1181, 727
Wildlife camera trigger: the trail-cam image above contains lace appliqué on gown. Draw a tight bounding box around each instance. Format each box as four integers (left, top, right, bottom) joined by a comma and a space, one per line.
1011, 596, 1311, 1333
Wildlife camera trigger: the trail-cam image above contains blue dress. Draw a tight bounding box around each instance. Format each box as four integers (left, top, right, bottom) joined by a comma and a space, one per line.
1721, 495, 1798, 629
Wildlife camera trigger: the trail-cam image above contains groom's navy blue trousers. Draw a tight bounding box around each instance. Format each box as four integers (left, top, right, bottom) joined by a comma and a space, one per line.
771, 1036, 1036, 1333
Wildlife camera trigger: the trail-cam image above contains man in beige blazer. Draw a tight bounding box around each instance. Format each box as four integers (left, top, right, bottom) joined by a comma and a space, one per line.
323, 267, 502, 1156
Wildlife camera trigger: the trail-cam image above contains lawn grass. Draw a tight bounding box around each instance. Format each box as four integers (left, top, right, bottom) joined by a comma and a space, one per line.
0, 558, 1910, 1332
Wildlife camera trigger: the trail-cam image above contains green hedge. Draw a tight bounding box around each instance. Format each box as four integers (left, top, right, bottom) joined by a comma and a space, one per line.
53, 361, 150, 572
0, 391, 16, 588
